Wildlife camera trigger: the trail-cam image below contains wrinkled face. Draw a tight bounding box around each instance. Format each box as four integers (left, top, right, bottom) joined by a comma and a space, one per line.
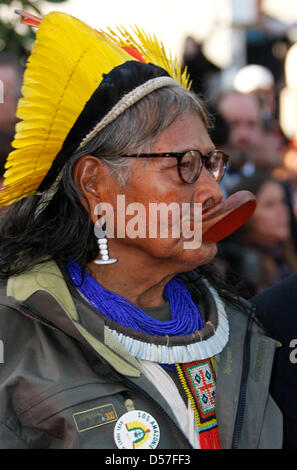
248, 181, 290, 245
101, 111, 224, 269
219, 93, 263, 156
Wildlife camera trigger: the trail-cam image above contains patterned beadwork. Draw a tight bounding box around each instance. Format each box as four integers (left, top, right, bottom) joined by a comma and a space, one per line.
176, 358, 220, 449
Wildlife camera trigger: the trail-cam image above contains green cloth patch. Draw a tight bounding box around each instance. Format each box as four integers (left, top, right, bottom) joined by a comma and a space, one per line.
73, 403, 118, 432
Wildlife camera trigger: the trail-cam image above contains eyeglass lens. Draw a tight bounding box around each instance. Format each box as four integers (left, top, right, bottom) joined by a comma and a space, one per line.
179, 150, 201, 184
180, 150, 227, 183
204, 151, 226, 181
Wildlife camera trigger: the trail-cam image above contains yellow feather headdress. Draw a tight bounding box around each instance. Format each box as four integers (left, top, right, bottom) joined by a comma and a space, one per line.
0, 11, 190, 208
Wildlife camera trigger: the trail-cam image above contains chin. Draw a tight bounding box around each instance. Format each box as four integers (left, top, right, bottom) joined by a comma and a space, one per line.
179, 241, 218, 269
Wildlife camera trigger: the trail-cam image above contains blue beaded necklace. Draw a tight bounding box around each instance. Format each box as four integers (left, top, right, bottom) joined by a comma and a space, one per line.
67, 259, 204, 338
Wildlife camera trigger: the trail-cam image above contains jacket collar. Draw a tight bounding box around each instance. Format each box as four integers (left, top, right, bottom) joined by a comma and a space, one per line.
7, 260, 142, 377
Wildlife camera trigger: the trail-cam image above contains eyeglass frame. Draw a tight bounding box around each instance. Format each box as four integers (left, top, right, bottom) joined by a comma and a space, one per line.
121, 149, 229, 184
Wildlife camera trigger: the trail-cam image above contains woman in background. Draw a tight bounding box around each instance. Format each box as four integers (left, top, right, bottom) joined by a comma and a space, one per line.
217, 171, 297, 296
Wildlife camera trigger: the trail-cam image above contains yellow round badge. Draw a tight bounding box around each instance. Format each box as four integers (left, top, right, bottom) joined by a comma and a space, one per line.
114, 410, 160, 449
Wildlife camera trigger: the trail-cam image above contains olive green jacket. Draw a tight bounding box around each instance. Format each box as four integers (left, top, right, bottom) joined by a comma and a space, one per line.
0, 261, 283, 448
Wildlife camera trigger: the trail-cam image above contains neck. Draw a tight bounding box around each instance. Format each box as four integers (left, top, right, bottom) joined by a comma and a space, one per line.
86, 246, 190, 308
87, 261, 177, 309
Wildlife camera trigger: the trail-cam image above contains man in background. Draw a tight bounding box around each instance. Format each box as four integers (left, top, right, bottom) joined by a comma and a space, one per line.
216, 90, 263, 193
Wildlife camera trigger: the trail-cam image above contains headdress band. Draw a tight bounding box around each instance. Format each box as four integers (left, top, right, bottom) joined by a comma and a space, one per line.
78, 76, 177, 150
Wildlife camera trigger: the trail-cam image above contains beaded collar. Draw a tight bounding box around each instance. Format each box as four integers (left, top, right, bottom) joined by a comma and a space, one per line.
67, 259, 229, 365
104, 281, 229, 363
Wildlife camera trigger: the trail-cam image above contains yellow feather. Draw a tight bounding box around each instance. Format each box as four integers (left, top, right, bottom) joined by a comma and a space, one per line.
102, 25, 191, 90
0, 11, 132, 207
0, 12, 189, 207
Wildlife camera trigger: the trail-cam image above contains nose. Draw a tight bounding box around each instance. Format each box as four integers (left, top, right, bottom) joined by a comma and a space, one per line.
193, 166, 223, 212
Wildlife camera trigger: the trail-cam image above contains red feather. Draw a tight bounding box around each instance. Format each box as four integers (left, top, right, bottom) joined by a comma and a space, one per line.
20, 18, 41, 27
15, 9, 41, 23
15, 10, 147, 64
122, 46, 146, 63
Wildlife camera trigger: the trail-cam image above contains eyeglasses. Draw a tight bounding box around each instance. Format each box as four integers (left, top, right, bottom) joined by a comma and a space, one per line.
122, 150, 229, 184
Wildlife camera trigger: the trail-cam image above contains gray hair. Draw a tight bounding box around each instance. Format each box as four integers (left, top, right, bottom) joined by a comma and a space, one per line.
64, 84, 209, 188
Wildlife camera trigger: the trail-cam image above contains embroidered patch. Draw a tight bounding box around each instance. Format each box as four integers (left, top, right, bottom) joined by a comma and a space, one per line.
114, 410, 160, 449
186, 360, 216, 417
176, 359, 220, 449
73, 403, 118, 432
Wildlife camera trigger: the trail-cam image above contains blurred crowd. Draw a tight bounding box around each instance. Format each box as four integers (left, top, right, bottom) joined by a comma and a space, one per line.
212, 82, 297, 297
183, 36, 297, 297
1, 33, 297, 297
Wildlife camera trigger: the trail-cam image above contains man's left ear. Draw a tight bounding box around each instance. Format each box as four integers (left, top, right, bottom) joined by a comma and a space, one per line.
72, 154, 106, 223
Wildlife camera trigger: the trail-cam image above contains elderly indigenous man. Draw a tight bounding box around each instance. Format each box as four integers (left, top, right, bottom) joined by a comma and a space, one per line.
0, 12, 282, 449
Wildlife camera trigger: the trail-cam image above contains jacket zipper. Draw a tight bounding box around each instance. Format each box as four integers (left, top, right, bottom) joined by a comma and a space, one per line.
231, 305, 256, 449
